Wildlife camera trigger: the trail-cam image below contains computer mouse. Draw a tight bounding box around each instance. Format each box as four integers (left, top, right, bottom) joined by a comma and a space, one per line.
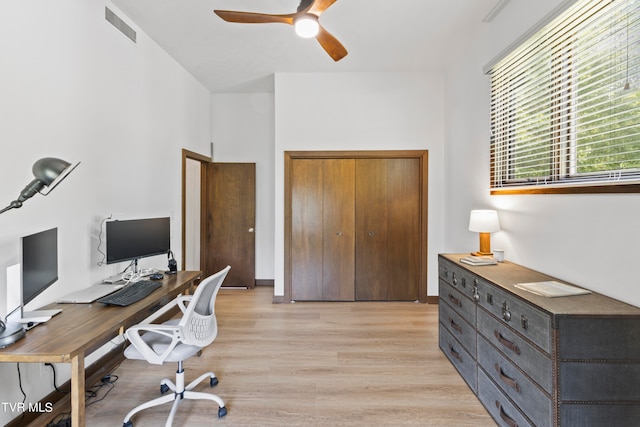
150, 273, 164, 280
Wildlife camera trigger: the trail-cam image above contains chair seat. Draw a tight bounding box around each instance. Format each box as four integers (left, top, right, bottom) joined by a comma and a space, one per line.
124, 319, 203, 363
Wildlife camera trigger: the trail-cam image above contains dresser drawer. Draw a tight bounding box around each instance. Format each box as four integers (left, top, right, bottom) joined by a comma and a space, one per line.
438, 258, 457, 285
478, 369, 533, 427
558, 317, 640, 359
439, 279, 476, 325
478, 337, 553, 427
560, 403, 640, 427
477, 280, 552, 353
439, 326, 477, 393
477, 309, 552, 393
439, 258, 478, 302
439, 299, 476, 356
559, 362, 640, 401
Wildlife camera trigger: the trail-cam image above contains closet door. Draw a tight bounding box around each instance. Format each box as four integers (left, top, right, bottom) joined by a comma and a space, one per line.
355, 158, 420, 301
291, 159, 355, 301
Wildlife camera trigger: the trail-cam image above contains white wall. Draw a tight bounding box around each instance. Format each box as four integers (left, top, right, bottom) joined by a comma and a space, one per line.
444, 0, 640, 307
273, 72, 446, 298
211, 93, 276, 280
0, 1, 211, 424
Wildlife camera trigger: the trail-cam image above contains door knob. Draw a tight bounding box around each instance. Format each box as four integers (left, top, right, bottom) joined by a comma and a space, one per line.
248, 227, 254, 233
368, 231, 375, 236
336, 231, 343, 236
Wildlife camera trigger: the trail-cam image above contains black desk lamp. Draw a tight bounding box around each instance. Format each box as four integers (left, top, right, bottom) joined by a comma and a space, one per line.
0, 157, 79, 347
0, 157, 80, 215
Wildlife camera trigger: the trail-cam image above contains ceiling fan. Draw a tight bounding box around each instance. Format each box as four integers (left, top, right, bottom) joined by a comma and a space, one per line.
214, 0, 348, 61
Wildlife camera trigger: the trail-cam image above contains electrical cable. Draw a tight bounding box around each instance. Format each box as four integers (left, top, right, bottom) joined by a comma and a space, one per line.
15, 363, 26, 424
85, 374, 119, 406
45, 363, 68, 394
96, 214, 112, 266
16, 363, 26, 403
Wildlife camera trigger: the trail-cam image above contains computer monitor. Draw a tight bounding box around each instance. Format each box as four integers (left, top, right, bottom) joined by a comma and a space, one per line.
106, 217, 170, 272
19, 227, 63, 322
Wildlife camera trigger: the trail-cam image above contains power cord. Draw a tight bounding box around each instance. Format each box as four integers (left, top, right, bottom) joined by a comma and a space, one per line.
41, 367, 119, 427
15, 363, 26, 424
45, 363, 68, 394
86, 374, 119, 406
96, 214, 112, 266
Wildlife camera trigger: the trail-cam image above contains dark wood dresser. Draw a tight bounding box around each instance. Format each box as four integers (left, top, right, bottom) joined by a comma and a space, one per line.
438, 253, 640, 426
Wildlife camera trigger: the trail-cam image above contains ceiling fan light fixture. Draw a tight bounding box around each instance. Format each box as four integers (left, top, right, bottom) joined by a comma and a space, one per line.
294, 15, 319, 38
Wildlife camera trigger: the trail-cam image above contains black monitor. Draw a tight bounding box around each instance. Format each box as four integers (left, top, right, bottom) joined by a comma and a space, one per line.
106, 217, 170, 270
21, 227, 58, 306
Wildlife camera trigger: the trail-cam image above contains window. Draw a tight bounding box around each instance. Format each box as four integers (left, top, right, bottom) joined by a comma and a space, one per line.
489, 0, 640, 193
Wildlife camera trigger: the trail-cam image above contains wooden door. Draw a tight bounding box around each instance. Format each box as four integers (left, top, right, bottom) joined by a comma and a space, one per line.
285, 150, 428, 303
291, 159, 355, 301
355, 158, 420, 300
204, 163, 256, 288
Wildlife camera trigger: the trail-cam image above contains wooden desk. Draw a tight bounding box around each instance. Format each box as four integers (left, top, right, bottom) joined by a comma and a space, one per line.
0, 271, 202, 427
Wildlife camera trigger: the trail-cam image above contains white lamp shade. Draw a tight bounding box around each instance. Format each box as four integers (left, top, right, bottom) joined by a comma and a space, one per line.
469, 210, 500, 233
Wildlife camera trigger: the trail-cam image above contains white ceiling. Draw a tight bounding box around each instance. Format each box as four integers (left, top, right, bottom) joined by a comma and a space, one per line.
110, 0, 505, 93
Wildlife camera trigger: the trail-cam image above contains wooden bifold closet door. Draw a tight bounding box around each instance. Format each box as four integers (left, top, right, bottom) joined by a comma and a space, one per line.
355, 158, 420, 301
291, 159, 355, 301
289, 153, 422, 302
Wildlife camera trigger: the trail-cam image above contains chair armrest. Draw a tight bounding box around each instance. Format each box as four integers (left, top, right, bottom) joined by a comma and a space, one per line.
125, 324, 181, 365
177, 294, 193, 314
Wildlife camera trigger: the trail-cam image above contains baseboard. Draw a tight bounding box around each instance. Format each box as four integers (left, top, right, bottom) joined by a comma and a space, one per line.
255, 279, 274, 287
426, 296, 439, 304
272, 294, 286, 304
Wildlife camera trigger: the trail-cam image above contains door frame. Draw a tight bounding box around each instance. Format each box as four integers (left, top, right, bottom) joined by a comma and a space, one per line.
284, 150, 429, 303
181, 149, 211, 272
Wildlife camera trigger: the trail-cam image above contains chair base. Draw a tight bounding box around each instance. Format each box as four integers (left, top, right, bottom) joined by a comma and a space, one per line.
123, 362, 226, 427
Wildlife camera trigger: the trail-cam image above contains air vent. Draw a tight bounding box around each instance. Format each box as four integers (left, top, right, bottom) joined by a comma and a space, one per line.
105, 7, 136, 43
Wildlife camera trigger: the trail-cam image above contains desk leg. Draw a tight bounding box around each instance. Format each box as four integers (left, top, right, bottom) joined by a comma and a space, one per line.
71, 353, 85, 427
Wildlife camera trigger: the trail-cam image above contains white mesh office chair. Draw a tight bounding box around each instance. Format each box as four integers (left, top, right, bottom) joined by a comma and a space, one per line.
122, 266, 231, 427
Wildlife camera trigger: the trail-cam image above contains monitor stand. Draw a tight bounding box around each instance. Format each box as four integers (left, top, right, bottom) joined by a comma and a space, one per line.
14, 309, 63, 327
0, 320, 26, 348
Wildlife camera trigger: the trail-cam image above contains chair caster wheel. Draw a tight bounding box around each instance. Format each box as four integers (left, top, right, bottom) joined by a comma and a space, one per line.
160, 383, 170, 394
218, 406, 227, 418
123, 421, 133, 427
210, 376, 219, 387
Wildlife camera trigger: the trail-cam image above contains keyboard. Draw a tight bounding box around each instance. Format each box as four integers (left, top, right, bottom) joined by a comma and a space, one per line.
97, 280, 162, 306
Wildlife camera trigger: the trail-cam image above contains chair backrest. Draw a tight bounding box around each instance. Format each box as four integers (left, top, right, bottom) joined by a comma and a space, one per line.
178, 265, 230, 347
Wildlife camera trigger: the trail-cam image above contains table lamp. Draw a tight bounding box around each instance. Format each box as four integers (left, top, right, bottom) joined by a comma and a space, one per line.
469, 209, 500, 256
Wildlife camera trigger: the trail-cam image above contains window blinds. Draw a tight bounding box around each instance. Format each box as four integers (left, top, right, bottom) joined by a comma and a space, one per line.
489, 0, 640, 191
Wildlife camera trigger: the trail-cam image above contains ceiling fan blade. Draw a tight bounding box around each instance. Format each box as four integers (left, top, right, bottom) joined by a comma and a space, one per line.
309, 0, 339, 15
315, 25, 347, 61
214, 10, 295, 25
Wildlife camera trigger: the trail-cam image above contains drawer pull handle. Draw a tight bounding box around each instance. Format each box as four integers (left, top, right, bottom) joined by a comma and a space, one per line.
448, 344, 462, 362
494, 330, 521, 355
449, 318, 463, 334
448, 293, 462, 307
502, 301, 512, 322
495, 401, 519, 427
452, 272, 458, 286
495, 364, 521, 393
472, 285, 480, 302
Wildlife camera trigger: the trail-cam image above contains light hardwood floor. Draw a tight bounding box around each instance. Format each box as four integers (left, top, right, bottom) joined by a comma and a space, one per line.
85, 286, 494, 426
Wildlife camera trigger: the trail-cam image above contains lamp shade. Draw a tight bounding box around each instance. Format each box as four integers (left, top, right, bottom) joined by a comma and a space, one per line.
294, 15, 319, 38
33, 157, 80, 195
469, 210, 500, 233
0, 157, 80, 215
